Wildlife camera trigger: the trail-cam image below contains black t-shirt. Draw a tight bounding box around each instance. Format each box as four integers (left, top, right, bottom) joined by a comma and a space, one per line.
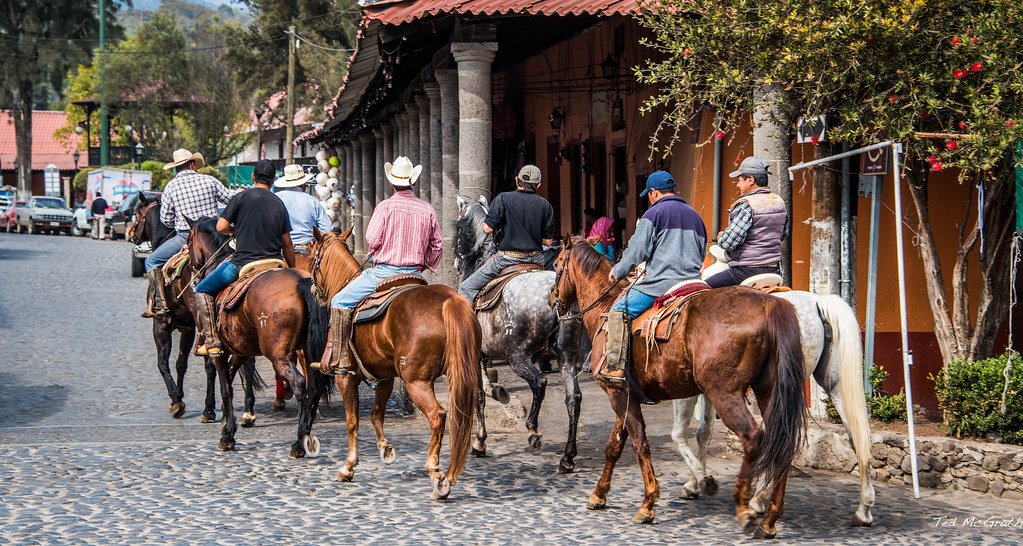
221, 187, 291, 267
91, 198, 108, 215
485, 189, 555, 252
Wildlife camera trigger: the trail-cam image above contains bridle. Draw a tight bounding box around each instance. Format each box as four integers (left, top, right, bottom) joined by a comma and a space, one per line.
550, 241, 621, 321
187, 228, 234, 284
129, 201, 174, 248
307, 233, 370, 305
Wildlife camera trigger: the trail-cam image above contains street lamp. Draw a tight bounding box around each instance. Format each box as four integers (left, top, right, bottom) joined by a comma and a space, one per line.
135, 142, 145, 167
73, 150, 80, 170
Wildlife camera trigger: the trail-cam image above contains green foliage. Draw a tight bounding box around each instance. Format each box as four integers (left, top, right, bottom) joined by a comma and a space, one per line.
198, 166, 228, 185
822, 397, 843, 424
138, 161, 175, 191
931, 353, 1023, 444
636, 0, 1023, 174
72, 169, 91, 190
868, 365, 907, 422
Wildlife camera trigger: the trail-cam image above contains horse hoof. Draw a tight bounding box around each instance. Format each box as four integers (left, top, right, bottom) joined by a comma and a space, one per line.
739, 513, 760, 535
491, 386, 510, 405
303, 435, 320, 457
586, 495, 606, 510
380, 444, 396, 464
753, 525, 776, 539
201, 411, 217, 423
336, 467, 355, 482
557, 459, 575, 474
432, 474, 451, 500
631, 509, 655, 524
240, 412, 255, 428
851, 513, 873, 527
701, 476, 719, 497
217, 440, 235, 452
471, 447, 487, 458
313, 409, 321, 424
169, 402, 186, 419
528, 433, 543, 454
679, 485, 700, 500
272, 399, 286, 411
289, 445, 305, 459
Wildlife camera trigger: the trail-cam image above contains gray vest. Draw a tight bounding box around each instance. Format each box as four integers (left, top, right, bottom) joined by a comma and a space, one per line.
726, 188, 786, 267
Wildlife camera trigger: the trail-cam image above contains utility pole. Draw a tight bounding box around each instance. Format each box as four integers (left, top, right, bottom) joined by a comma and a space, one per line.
99, 0, 109, 167
286, 25, 296, 164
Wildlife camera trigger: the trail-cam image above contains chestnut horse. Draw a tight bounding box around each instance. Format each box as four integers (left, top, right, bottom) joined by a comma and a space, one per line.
187, 217, 333, 458
130, 196, 260, 422
306, 227, 480, 499
550, 237, 806, 538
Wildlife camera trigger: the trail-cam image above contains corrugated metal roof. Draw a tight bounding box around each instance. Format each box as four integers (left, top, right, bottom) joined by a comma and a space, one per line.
0, 110, 82, 170
365, 0, 639, 25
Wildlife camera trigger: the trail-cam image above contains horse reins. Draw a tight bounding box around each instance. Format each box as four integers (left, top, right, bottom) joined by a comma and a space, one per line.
309, 235, 371, 300
551, 244, 622, 321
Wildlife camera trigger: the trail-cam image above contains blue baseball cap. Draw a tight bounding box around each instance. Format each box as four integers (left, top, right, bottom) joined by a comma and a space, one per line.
640, 170, 675, 197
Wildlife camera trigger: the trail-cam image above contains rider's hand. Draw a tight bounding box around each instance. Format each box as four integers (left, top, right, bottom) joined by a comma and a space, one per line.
608, 271, 617, 284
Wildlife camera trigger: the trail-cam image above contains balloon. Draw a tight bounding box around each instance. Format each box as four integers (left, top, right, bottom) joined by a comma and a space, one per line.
317, 160, 330, 172
315, 172, 328, 185
328, 167, 339, 178
315, 185, 331, 200
315, 150, 327, 162
325, 208, 336, 220
331, 189, 344, 200
329, 156, 340, 167
327, 177, 339, 191
327, 197, 340, 210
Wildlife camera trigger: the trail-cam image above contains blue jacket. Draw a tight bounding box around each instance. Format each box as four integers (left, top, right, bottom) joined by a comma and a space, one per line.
612, 195, 707, 297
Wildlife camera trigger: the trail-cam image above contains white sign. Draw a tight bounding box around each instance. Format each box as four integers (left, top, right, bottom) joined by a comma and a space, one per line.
797, 115, 827, 144
86, 168, 152, 206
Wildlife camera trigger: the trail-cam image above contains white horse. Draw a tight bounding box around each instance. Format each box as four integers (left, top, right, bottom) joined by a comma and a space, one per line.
672, 252, 874, 526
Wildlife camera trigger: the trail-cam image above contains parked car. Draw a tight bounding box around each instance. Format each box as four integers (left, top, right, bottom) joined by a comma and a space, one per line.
5, 201, 24, 233
15, 196, 74, 234
107, 190, 161, 240
71, 204, 92, 237
0, 202, 12, 231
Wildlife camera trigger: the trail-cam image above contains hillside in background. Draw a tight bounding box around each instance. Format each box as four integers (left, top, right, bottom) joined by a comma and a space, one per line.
119, 0, 252, 35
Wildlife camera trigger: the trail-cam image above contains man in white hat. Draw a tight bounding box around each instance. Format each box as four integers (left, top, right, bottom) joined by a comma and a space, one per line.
457, 164, 554, 302
274, 164, 333, 271
316, 156, 443, 376
704, 156, 788, 288
141, 148, 236, 318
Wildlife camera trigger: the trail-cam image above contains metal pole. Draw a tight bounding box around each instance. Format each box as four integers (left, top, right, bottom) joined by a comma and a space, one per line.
788, 141, 893, 180
864, 174, 882, 397
712, 112, 722, 237
99, 0, 109, 167
840, 143, 852, 304
891, 143, 920, 498
286, 25, 296, 164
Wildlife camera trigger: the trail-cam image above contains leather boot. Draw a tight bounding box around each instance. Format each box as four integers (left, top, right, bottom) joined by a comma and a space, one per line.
141, 269, 169, 318
323, 307, 355, 375
599, 310, 629, 382
194, 293, 222, 356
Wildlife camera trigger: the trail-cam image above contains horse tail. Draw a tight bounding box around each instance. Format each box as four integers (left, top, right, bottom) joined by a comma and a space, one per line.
299, 276, 336, 400
240, 357, 269, 392
442, 294, 481, 486
817, 295, 871, 475
752, 299, 807, 484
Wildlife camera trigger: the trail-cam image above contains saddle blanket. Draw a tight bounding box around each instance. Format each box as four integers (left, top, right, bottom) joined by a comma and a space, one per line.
161, 246, 190, 284
355, 274, 428, 323
474, 263, 543, 312
632, 280, 711, 341
219, 268, 279, 312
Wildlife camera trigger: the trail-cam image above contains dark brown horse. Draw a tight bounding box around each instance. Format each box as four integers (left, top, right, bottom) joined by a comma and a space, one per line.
550, 237, 806, 538
186, 217, 333, 458
306, 227, 480, 499
130, 196, 259, 423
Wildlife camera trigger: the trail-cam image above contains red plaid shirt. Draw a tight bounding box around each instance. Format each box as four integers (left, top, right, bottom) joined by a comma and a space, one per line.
366, 189, 443, 271
160, 170, 237, 231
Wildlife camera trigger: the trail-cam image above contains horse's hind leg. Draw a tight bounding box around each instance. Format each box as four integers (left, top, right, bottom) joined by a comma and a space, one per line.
826, 382, 875, 526
283, 353, 317, 459
472, 356, 489, 457
587, 392, 630, 511
201, 355, 217, 423
672, 396, 703, 498
554, 334, 582, 473
481, 356, 509, 404
239, 357, 257, 428
214, 355, 241, 451
335, 374, 361, 482
371, 379, 397, 464
153, 319, 183, 417
506, 349, 546, 454
703, 391, 762, 532
694, 396, 718, 495
403, 378, 449, 498
171, 327, 194, 419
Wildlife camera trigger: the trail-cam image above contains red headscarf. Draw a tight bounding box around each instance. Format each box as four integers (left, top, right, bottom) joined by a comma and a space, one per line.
587, 217, 615, 246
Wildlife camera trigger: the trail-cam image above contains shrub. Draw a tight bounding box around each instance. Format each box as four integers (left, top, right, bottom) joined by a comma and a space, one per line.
198, 166, 227, 185
930, 353, 1023, 444
822, 364, 907, 423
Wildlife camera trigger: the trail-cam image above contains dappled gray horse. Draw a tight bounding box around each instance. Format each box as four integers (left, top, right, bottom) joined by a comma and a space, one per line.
671, 290, 874, 527
455, 196, 587, 473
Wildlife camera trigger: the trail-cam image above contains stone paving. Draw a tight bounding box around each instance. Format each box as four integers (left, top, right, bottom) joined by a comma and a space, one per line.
3, 231, 1023, 544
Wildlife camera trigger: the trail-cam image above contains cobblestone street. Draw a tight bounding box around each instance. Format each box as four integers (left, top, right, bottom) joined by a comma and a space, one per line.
3, 232, 1023, 544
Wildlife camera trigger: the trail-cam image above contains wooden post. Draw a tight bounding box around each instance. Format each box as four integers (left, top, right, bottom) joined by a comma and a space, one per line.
285, 25, 296, 163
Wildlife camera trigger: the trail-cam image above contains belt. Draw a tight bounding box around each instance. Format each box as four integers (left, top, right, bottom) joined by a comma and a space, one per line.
746, 262, 779, 268
498, 249, 540, 258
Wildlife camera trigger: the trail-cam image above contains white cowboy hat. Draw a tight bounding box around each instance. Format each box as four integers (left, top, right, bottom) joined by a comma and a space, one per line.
384, 156, 422, 187
275, 164, 315, 188
163, 148, 205, 170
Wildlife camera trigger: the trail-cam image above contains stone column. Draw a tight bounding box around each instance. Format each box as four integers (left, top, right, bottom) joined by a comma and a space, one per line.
435, 69, 460, 288
334, 144, 349, 232
406, 102, 421, 199
373, 128, 386, 204
451, 42, 498, 204
397, 112, 409, 158
391, 119, 400, 164
415, 94, 432, 206
350, 139, 365, 257
359, 133, 376, 259
382, 122, 395, 200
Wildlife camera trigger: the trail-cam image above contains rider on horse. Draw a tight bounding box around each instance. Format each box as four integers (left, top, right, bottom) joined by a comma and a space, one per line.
193, 160, 296, 356
317, 156, 443, 376
142, 149, 236, 318
457, 165, 555, 303
704, 156, 788, 288
600, 170, 707, 382
274, 164, 334, 270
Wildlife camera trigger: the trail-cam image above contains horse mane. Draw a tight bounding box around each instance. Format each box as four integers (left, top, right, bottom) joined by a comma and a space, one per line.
570, 236, 610, 275
194, 216, 233, 264
313, 234, 362, 304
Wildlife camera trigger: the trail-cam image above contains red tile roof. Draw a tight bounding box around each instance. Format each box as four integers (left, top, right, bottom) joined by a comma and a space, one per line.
364, 0, 639, 25
0, 110, 83, 171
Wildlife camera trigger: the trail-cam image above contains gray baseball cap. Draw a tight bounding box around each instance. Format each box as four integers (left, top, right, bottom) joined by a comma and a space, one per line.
517, 165, 541, 184
729, 156, 770, 178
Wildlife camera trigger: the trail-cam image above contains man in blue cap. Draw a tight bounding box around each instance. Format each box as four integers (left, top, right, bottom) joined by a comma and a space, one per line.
598, 170, 707, 382
705, 156, 787, 288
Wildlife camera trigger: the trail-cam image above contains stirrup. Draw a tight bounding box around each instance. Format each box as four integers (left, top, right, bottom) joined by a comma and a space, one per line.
194, 343, 222, 357
598, 366, 626, 383
141, 309, 168, 318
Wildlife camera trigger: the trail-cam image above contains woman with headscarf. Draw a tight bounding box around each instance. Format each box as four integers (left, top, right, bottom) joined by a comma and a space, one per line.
588, 216, 616, 261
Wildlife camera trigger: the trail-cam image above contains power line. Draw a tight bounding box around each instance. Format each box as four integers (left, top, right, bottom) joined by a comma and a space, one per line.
288, 29, 354, 53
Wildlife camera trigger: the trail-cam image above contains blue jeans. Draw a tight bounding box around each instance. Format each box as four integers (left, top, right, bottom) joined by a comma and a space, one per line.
195, 260, 240, 295
609, 288, 658, 319
145, 231, 189, 272
330, 263, 421, 308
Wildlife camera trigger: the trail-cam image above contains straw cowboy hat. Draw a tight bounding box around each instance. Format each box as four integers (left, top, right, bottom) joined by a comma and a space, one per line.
384, 156, 422, 187
163, 148, 205, 170
275, 164, 314, 188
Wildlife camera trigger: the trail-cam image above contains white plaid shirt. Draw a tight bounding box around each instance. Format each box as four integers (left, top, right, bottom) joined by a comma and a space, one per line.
160, 170, 237, 231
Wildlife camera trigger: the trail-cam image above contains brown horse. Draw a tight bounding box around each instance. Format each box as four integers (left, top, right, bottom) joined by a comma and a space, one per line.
187, 217, 333, 458
129, 196, 260, 423
306, 227, 480, 499
550, 237, 806, 538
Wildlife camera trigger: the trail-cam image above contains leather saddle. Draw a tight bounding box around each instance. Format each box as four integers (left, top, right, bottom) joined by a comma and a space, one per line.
219, 259, 288, 312
161, 246, 190, 284
474, 263, 543, 312
355, 274, 428, 323
630, 280, 711, 341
